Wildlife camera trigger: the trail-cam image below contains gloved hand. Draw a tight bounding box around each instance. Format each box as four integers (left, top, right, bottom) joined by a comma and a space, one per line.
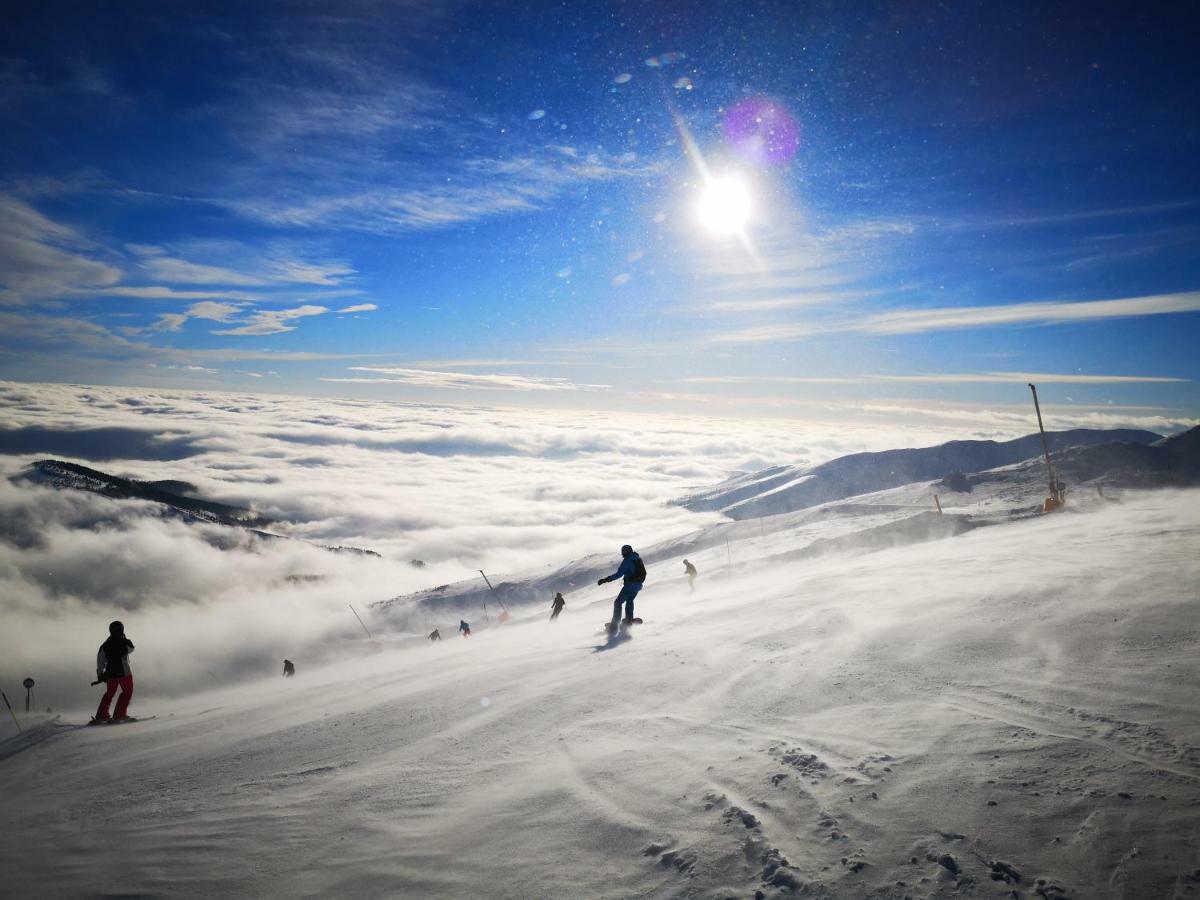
597, 577, 607, 586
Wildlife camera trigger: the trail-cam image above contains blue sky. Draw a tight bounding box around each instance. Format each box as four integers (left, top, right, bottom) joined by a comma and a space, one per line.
2, 0, 1199, 425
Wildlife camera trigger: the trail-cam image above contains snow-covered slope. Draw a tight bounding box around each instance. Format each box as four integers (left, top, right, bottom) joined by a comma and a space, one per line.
376, 428, 1200, 626
677, 428, 1163, 520
2, 489, 1198, 899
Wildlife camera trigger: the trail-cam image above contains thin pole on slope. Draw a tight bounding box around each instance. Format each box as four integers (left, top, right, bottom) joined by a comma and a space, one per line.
933, 494, 942, 514
1028, 383, 1062, 503
348, 604, 373, 640
725, 536, 732, 568
1, 691, 20, 733
479, 570, 510, 612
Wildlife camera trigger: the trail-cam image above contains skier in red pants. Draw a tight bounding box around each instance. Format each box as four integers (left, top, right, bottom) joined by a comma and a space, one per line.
93, 620, 135, 724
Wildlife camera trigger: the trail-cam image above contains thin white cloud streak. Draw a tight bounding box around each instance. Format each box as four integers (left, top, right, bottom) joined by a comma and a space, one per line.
330, 366, 608, 392
680, 372, 1188, 386
403, 359, 572, 368
706, 291, 1200, 343
954, 200, 1200, 231
706, 323, 821, 344
337, 303, 377, 313
858, 291, 1200, 335
86, 286, 264, 302
876, 372, 1188, 384
136, 255, 271, 287
128, 243, 355, 288
690, 291, 881, 314
678, 376, 864, 385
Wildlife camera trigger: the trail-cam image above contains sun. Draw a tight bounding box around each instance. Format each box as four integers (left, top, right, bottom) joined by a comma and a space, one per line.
696, 174, 752, 235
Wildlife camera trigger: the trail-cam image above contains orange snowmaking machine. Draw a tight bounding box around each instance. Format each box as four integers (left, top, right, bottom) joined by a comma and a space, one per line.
1028, 383, 1066, 512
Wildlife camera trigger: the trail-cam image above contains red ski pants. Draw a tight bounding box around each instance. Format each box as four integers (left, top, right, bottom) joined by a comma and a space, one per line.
96, 675, 133, 720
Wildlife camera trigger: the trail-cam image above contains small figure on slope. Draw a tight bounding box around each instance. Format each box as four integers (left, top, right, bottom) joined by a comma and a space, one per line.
282, 659, 295, 677
598, 544, 647, 634
459, 619, 472, 638
428, 628, 442, 642
92, 620, 135, 724
550, 592, 566, 622
683, 559, 698, 592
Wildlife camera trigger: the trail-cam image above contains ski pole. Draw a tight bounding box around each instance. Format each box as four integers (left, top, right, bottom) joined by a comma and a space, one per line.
348, 604, 373, 639
1, 691, 20, 733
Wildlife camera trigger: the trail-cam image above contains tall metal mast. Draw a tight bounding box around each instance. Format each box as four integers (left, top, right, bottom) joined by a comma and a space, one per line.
1028, 383, 1063, 507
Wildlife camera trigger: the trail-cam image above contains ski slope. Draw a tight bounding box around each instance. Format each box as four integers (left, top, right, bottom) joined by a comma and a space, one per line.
2, 490, 1198, 898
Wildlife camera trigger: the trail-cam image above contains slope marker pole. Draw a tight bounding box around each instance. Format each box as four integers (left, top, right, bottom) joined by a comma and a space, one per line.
479, 570, 510, 611
1, 691, 20, 733
348, 604, 373, 639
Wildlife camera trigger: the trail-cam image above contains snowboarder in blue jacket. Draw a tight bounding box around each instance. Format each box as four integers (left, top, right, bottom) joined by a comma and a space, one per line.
598, 544, 646, 631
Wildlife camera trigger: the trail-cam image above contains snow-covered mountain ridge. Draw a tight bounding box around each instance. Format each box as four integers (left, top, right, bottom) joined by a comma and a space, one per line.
377, 427, 1198, 625
675, 428, 1165, 519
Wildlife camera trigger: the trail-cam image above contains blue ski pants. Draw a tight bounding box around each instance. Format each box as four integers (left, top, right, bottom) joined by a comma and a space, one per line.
611, 583, 640, 624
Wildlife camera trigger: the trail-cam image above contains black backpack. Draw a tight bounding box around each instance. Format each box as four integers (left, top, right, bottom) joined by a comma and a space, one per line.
632, 555, 647, 584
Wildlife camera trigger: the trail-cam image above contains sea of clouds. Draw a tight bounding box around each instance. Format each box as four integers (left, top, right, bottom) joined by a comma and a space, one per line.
0, 379, 1175, 712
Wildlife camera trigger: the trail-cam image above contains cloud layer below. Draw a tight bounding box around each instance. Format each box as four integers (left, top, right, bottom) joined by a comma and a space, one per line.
2, 379, 1194, 710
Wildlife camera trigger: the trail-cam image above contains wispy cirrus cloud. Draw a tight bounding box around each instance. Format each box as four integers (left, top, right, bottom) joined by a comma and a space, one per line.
875, 372, 1188, 384
678, 375, 864, 385
149, 301, 243, 333
337, 303, 377, 313
127, 242, 355, 288
195, 25, 663, 235
211, 304, 330, 336
226, 149, 658, 233
705, 322, 821, 344
86, 286, 263, 302
0, 194, 121, 303
403, 359, 570, 368
679, 214, 917, 322
706, 290, 1200, 343
857, 291, 1200, 334
324, 366, 608, 392
678, 372, 1187, 387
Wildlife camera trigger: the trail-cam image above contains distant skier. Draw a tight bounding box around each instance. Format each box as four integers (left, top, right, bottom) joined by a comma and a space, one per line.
459, 619, 472, 638
92, 620, 135, 724
428, 628, 442, 642
550, 592, 566, 622
683, 559, 698, 592
282, 659, 295, 677
598, 544, 647, 632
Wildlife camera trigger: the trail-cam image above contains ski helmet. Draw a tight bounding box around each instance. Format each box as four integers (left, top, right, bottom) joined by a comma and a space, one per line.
621, 544, 633, 556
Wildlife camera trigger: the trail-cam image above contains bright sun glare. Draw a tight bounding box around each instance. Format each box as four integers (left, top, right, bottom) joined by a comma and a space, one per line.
696, 174, 752, 235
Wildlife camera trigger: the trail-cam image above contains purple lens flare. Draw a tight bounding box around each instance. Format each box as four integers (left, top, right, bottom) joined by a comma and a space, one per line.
724, 98, 800, 166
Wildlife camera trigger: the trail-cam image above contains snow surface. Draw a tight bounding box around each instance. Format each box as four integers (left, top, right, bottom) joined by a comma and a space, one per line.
2, 489, 1199, 898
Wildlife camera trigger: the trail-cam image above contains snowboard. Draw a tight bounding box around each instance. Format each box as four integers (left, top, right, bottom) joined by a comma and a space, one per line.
602, 617, 643, 635
87, 715, 157, 726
